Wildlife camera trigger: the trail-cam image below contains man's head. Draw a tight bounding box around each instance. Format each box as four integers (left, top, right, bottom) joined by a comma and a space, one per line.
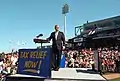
54, 25, 59, 31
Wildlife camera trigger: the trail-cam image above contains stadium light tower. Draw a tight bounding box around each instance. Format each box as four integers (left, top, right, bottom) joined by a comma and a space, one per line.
62, 4, 69, 39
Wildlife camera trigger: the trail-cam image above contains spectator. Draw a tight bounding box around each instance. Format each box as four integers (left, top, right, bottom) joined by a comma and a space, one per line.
65, 46, 120, 73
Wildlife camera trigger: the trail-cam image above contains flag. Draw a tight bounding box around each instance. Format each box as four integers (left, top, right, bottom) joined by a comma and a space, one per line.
91, 30, 95, 34
22, 41, 26, 45
88, 30, 92, 35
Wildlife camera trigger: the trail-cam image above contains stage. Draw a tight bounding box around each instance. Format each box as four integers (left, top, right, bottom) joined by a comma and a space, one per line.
6, 68, 106, 81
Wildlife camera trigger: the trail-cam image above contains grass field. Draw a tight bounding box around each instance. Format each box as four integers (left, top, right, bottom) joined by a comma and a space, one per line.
103, 73, 120, 81
109, 78, 120, 81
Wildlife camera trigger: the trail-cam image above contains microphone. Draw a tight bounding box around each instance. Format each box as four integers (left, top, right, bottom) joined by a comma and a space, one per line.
36, 34, 43, 38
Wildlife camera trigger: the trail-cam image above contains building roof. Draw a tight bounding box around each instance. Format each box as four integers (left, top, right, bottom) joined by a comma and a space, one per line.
84, 15, 120, 28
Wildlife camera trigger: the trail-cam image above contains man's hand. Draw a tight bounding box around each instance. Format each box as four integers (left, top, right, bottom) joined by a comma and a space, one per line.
62, 46, 65, 50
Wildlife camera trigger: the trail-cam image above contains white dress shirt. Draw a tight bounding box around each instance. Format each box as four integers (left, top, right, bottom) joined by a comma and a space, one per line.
55, 31, 59, 40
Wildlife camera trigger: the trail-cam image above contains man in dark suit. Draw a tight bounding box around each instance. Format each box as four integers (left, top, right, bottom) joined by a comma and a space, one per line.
47, 25, 65, 71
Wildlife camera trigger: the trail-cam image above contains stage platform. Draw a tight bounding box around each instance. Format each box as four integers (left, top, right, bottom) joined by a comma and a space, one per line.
6, 68, 106, 81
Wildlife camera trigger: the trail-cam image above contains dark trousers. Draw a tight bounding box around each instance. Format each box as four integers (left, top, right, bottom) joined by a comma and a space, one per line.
52, 48, 62, 69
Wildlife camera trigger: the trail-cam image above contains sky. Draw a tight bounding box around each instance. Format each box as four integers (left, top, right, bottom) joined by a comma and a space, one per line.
0, 0, 120, 52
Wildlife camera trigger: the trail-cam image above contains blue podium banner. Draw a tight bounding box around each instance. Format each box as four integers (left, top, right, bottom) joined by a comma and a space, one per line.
17, 48, 51, 78
60, 54, 66, 68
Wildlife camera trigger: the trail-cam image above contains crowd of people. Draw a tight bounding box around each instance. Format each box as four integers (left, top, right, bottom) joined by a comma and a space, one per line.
0, 52, 18, 77
0, 46, 119, 79
64, 47, 120, 73
64, 49, 94, 68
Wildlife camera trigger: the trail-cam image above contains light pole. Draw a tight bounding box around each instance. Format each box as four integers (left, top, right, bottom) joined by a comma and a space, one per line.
62, 4, 69, 39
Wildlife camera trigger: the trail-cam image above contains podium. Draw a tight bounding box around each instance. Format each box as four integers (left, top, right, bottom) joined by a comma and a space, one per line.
33, 38, 50, 48
6, 38, 65, 81
6, 38, 52, 81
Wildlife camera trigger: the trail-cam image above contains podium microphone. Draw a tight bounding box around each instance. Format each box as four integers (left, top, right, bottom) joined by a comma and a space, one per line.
36, 34, 43, 38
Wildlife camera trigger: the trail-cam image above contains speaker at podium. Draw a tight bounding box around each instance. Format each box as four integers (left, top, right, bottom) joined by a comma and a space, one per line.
6, 34, 66, 81
33, 36, 66, 68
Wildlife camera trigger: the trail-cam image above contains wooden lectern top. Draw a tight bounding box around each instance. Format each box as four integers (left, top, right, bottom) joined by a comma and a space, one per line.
33, 38, 50, 43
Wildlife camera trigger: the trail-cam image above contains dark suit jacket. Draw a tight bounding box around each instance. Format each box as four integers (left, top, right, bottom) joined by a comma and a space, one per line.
48, 31, 65, 50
